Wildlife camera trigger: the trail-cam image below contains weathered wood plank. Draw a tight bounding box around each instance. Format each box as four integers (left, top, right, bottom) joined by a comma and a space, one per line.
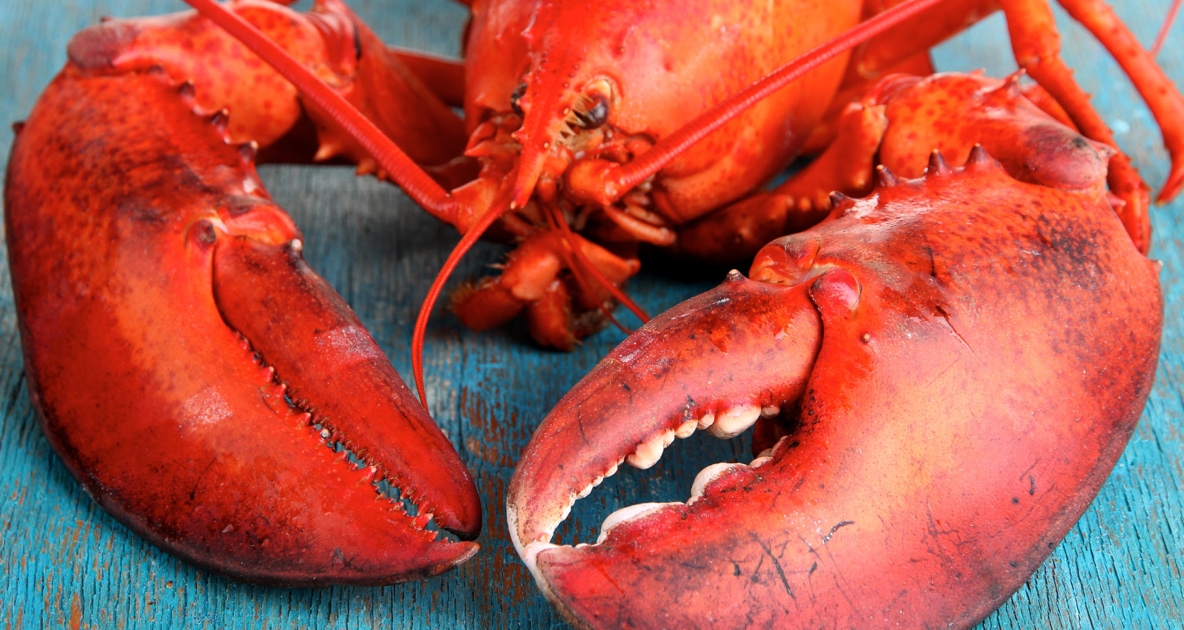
1, 0, 1181, 627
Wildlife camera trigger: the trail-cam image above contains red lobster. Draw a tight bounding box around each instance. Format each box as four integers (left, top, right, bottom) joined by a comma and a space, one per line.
4, 0, 1179, 614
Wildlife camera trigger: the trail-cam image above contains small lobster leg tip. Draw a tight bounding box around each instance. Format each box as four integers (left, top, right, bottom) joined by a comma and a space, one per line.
1157, 165, 1184, 203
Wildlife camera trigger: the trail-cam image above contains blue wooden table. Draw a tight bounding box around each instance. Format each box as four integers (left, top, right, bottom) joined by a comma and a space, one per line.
1, 0, 1181, 627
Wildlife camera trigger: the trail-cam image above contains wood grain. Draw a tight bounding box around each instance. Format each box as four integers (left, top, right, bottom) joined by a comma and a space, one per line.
1, 0, 1181, 627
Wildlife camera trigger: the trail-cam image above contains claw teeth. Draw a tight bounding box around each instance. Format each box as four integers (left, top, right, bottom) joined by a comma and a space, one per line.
626, 429, 675, 469
577, 474, 604, 499
689, 462, 745, 504
606, 460, 621, 477
596, 502, 672, 544
675, 419, 697, 438
761, 405, 780, 418
697, 412, 716, 431
707, 405, 761, 438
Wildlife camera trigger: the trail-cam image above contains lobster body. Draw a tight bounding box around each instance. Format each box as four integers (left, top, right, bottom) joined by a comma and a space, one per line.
5, 1, 480, 585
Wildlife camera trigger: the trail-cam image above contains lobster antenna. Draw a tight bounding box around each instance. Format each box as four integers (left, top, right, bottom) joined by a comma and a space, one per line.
542, 204, 650, 329
1152, 0, 1181, 56
411, 185, 517, 412
607, 0, 948, 195
182, 0, 453, 216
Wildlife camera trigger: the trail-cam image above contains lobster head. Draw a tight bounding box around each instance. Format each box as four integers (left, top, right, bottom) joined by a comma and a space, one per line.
459, 0, 859, 225
507, 150, 1162, 627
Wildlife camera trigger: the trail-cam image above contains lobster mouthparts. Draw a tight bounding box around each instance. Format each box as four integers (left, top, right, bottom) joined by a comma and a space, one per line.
508, 150, 1162, 627
6, 66, 479, 583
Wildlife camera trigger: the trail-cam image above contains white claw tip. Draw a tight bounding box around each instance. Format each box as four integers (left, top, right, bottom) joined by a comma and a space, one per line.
520, 541, 559, 585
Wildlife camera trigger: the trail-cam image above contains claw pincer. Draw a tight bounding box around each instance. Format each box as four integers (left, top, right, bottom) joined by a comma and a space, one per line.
6, 4, 479, 586
508, 150, 1161, 627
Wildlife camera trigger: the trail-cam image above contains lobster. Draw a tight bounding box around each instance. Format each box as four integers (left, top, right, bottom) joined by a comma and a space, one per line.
4, 0, 1180, 621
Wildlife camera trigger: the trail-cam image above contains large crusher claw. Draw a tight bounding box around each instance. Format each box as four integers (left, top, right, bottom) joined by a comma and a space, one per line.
6, 47, 480, 584
507, 149, 1162, 627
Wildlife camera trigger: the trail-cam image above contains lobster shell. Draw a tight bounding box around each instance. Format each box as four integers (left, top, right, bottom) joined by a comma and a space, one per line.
5, 20, 480, 584
508, 150, 1163, 627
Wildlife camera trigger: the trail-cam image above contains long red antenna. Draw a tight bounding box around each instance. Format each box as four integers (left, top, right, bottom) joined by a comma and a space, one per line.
1152, 0, 1181, 56
411, 185, 517, 411
543, 204, 649, 330
605, 0, 948, 196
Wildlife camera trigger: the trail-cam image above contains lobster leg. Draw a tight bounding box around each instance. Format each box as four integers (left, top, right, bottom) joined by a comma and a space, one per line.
850, 0, 1184, 196
998, 0, 1176, 251
449, 230, 641, 350
857, 0, 1184, 251
390, 47, 467, 109
1013, 0, 1184, 205
672, 99, 890, 266
657, 0, 1181, 266
508, 149, 1162, 627
6, 1, 481, 585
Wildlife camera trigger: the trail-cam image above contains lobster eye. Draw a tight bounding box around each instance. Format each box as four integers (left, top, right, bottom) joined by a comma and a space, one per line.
575, 95, 609, 129
510, 84, 527, 117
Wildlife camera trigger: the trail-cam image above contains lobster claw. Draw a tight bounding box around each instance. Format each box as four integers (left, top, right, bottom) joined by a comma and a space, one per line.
508, 150, 1162, 626
6, 62, 480, 585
